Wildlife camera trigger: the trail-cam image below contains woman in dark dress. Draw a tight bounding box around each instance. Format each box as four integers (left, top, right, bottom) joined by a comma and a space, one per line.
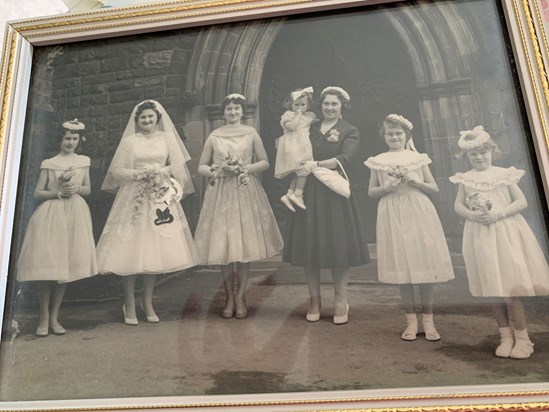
283, 86, 370, 324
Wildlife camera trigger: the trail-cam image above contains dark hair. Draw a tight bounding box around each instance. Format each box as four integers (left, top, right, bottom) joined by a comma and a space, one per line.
318, 88, 351, 116
221, 94, 247, 113
134, 100, 162, 124
59, 119, 85, 142
283, 89, 313, 111
378, 116, 413, 141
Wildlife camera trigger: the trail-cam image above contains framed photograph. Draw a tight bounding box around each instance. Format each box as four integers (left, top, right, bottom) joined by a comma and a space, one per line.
2, 0, 549, 410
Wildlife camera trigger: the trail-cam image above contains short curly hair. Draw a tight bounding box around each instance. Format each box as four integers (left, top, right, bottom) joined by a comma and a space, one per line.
134, 100, 162, 124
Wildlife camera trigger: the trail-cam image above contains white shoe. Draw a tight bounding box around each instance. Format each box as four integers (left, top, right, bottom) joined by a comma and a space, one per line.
495, 339, 514, 358
289, 193, 306, 210
123, 305, 138, 326
401, 324, 418, 341
281, 195, 296, 212
510, 340, 534, 359
422, 321, 441, 341
333, 304, 349, 325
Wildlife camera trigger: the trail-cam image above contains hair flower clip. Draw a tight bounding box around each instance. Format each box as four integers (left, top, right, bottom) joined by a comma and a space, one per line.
321, 86, 350, 101
63, 118, 85, 131
457, 125, 490, 150
386, 114, 413, 131
225, 93, 246, 101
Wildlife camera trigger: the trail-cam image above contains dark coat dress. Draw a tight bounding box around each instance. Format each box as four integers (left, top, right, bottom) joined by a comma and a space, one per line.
282, 119, 370, 268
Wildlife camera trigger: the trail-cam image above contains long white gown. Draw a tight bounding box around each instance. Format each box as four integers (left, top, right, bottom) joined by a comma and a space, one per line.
96, 132, 198, 275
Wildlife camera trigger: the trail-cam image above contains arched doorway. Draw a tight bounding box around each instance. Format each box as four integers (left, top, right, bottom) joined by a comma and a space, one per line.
185, 1, 525, 248
258, 8, 422, 239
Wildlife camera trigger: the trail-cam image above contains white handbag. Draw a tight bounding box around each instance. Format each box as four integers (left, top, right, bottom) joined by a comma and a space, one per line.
312, 159, 351, 198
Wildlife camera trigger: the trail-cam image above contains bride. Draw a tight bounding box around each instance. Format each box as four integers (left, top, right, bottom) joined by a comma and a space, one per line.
97, 100, 198, 325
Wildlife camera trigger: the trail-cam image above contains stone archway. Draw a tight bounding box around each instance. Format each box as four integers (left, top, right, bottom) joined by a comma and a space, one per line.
183, 1, 518, 243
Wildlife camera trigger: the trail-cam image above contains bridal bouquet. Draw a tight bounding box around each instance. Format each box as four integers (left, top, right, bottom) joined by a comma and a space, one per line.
466, 192, 493, 212
209, 153, 250, 187
132, 169, 181, 225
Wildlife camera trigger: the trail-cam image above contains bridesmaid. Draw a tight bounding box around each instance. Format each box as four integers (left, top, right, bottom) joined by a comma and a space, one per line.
17, 119, 97, 336
194, 93, 283, 319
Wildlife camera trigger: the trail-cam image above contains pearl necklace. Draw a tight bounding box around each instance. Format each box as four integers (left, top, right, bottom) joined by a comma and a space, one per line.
320, 121, 337, 134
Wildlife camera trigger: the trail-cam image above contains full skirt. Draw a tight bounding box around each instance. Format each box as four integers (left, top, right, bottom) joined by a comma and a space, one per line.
283, 176, 370, 268
376, 190, 454, 284
17, 196, 97, 283
463, 214, 549, 296
194, 175, 283, 265
97, 183, 198, 275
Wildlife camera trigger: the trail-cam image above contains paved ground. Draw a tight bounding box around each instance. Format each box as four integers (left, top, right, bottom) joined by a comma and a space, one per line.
1, 256, 549, 405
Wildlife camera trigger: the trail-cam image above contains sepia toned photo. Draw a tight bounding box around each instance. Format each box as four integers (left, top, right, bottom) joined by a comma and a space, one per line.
1, 0, 549, 410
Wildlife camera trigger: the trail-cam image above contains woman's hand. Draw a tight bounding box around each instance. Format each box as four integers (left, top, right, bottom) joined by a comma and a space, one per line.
382, 178, 400, 193
296, 160, 317, 177
59, 182, 80, 198
402, 174, 421, 187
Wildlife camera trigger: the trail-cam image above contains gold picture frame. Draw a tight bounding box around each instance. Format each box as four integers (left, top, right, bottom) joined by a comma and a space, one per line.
1, 0, 549, 410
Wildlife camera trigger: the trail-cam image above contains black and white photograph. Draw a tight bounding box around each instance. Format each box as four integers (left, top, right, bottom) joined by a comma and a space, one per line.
1, 0, 549, 409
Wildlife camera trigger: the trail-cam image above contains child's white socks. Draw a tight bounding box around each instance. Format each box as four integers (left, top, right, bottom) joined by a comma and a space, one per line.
422, 313, 441, 341
401, 313, 418, 341
510, 328, 534, 359
495, 327, 514, 358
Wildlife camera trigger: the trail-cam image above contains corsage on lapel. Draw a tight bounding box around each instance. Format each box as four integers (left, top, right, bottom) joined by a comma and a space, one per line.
327, 129, 340, 142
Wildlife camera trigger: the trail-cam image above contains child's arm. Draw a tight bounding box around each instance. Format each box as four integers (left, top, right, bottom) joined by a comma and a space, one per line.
281, 111, 301, 132
34, 169, 58, 200
246, 133, 269, 173
485, 183, 527, 223
197, 137, 214, 177
404, 165, 439, 194
368, 169, 398, 198
78, 167, 92, 197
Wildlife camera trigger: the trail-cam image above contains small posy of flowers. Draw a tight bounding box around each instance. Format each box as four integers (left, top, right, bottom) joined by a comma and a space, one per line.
58, 166, 75, 183
466, 192, 493, 212
209, 153, 250, 187
387, 165, 409, 181
132, 169, 175, 225
327, 129, 340, 143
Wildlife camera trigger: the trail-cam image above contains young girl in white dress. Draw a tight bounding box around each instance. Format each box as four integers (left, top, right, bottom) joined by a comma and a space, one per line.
97, 100, 198, 325
450, 126, 549, 359
17, 120, 97, 336
275, 87, 316, 211
365, 114, 454, 341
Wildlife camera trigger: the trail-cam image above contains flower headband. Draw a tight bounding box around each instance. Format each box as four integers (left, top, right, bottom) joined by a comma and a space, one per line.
321, 86, 350, 101
458, 125, 490, 151
63, 118, 85, 131
291, 86, 314, 102
225, 93, 246, 101
386, 114, 413, 131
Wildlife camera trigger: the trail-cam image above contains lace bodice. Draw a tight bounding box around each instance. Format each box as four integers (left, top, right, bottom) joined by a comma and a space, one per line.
132, 134, 169, 170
